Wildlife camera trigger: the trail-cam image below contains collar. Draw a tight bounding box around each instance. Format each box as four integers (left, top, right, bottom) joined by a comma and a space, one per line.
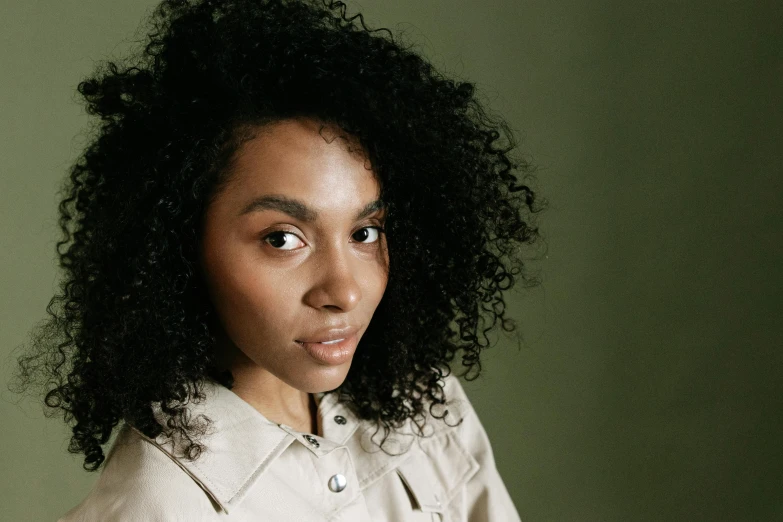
128, 375, 469, 515
130, 379, 359, 514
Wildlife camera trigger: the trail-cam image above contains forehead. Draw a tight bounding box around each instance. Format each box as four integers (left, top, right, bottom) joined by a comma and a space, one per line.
223, 118, 377, 201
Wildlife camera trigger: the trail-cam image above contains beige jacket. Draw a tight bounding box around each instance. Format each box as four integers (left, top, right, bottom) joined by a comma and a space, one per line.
59, 374, 521, 521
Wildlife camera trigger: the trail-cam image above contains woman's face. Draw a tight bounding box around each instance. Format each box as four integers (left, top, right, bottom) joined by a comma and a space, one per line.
199, 118, 389, 393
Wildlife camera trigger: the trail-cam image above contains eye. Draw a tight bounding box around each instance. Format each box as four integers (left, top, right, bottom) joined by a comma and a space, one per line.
352, 226, 385, 244
263, 231, 306, 251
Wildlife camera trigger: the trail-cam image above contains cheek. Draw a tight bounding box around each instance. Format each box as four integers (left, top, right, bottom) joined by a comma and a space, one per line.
366, 252, 390, 305
204, 247, 294, 333
378, 242, 390, 292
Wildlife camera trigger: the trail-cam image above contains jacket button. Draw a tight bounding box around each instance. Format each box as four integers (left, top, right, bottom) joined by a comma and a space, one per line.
333, 415, 347, 425
328, 473, 347, 492
303, 434, 320, 448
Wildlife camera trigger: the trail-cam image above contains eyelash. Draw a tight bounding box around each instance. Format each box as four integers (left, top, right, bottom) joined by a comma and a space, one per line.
262, 226, 386, 250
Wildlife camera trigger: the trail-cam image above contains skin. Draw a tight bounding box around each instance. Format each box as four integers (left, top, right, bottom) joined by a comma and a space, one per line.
198, 117, 389, 435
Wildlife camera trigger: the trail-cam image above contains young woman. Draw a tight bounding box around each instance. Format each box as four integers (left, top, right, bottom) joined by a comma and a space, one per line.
14, 0, 543, 520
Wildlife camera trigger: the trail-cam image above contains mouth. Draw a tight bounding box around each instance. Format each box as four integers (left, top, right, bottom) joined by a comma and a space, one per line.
295, 334, 359, 365
295, 338, 344, 345
295, 323, 361, 345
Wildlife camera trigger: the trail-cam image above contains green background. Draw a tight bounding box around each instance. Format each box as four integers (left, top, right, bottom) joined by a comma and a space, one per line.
1, 1, 781, 520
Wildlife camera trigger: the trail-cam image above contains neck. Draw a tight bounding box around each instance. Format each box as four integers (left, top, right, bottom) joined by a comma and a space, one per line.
231, 375, 318, 434
213, 332, 319, 435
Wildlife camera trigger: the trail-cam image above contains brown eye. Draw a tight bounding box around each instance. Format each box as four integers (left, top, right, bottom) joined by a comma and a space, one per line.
352, 226, 384, 243
264, 231, 305, 250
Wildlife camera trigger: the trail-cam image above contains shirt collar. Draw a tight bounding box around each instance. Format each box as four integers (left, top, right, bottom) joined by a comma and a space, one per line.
131, 379, 355, 514
128, 375, 468, 515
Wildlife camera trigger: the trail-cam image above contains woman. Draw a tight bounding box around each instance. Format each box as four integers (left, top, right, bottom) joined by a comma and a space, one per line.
14, 0, 543, 520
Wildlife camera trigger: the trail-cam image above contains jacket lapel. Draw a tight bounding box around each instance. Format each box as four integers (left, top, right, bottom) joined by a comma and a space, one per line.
137, 379, 297, 514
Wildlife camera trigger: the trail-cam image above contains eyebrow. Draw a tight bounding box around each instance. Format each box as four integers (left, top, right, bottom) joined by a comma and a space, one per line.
239, 195, 385, 222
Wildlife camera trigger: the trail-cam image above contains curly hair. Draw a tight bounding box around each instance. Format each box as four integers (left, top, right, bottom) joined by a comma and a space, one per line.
12, 0, 545, 472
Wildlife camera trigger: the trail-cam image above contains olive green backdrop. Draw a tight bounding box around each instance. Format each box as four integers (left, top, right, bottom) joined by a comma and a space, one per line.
2, 1, 781, 520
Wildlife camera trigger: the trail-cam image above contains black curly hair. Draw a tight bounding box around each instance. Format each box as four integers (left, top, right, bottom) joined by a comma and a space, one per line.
11, 0, 545, 472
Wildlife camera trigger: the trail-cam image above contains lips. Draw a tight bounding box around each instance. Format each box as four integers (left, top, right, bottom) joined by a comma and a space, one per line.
295, 332, 359, 365
295, 324, 361, 344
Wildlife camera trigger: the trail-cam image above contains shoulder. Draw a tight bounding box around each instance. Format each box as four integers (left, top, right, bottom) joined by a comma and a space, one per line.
426, 370, 485, 441
441, 370, 472, 413
440, 371, 495, 456
58, 424, 220, 522
409, 371, 503, 489
384, 372, 486, 515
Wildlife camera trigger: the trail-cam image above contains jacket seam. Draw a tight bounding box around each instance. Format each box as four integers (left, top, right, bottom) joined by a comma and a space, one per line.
222, 433, 295, 504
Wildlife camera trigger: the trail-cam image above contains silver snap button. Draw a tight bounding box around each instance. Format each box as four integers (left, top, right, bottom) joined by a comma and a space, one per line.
328, 473, 347, 492
303, 434, 320, 448
333, 415, 347, 425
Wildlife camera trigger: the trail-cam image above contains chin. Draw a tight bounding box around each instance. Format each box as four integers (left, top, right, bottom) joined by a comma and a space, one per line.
296, 363, 352, 393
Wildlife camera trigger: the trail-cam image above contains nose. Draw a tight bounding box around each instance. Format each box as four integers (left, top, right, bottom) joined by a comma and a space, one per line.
302, 243, 362, 312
